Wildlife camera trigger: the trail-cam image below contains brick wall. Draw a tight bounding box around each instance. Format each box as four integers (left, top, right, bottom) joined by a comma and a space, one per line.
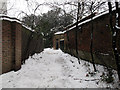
0, 20, 2, 74
64, 10, 120, 69
1, 16, 43, 74
14, 22, 22, 71
22, 27, 44, 62
2, 20, 22, 73
2, 20, 14, 73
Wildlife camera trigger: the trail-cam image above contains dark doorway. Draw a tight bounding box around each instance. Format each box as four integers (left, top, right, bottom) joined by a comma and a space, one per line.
60, 40, 64, 51
56, 39, 59, 49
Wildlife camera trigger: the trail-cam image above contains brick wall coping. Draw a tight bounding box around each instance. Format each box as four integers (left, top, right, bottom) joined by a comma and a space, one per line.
0, 14, 34, 32
22, 24, 35, 32
64, 8, 116, 33
54, 31, 66, 35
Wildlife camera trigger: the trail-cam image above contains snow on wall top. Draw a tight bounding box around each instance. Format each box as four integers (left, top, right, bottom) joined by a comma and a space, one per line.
0, 15, 34, 32
65, 8, 116, 32
0, 14, 21, 24
22, 24, 35, 32
54, 31, 66, 35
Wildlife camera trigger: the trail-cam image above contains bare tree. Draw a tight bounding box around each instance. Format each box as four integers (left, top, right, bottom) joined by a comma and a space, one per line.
49, 0, 107, 67
85, 1, 106, 72
0, 0, 15, 15
108, 0, 120, 81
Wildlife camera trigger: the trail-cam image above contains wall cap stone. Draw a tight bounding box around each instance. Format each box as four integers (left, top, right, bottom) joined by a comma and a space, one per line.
0, 15, 35, 32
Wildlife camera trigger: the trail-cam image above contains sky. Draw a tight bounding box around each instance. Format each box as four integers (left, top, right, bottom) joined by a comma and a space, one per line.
7, 0, 52, 19
7, 0, 75, 19
2, 0, 119, 19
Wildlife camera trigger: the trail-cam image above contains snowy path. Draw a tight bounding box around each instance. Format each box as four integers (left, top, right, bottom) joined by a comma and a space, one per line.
0, 48, 119, 88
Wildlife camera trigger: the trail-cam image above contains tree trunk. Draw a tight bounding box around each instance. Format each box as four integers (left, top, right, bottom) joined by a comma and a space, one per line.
108, 2, 120, 81
114, 2, 120, 81
90, 16, 97, 72
76, 2, 80, 64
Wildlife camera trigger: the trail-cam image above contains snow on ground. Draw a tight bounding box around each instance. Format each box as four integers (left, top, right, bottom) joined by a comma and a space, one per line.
0, 48, 120, 88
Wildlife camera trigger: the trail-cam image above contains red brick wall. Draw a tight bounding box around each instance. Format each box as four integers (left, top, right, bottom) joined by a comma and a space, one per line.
0, 20, 2, 74
14, 22, 22, 71
2, 20, 22, 73
21, 27, 44, 62
1, 17, 43, 73
0, 15, 44, 74
64, 10, 119, 69
2, 20, 14, 73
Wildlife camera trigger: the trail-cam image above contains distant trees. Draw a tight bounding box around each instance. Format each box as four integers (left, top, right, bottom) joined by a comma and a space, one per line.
0, 0, 7, 15
22, 8, 73, 47
8, 0, 73, 48
12, 0, 108, 49
0, 0, 14, 15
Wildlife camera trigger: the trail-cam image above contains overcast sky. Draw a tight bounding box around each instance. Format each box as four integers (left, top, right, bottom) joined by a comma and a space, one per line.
7, 0, 75, 19
7, 0, 52, 18
5, 0, 120, 19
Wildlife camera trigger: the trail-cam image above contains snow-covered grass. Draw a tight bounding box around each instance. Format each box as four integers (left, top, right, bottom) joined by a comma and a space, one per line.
0, 48, 120, 88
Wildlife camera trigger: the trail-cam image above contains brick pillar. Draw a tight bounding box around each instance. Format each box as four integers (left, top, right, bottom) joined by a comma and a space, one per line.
1, 20, 22, 74
13, 22, 22, 71
0, 20, 2, 74
2, 20, 13, 73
